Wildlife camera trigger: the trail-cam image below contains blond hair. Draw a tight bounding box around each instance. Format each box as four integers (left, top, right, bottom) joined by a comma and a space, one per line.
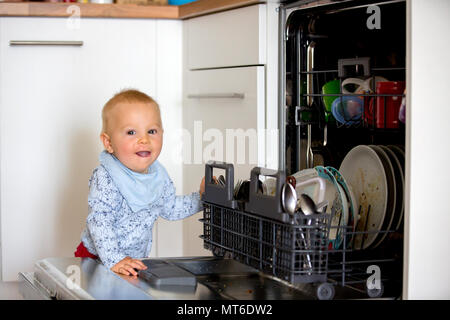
101, 89, 161, 134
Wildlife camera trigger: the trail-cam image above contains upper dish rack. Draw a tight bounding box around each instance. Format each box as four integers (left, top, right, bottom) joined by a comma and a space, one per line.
295, 57, 406, 131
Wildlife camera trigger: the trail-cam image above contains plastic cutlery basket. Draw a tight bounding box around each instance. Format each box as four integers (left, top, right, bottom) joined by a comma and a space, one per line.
201, 161, 333, 285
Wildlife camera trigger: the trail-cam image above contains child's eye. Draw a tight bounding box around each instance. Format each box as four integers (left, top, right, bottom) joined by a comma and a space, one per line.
127, 130, 136, 135
148, 129, 157, 134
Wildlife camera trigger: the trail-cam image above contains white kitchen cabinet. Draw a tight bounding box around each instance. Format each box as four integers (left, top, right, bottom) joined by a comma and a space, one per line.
0, 17, 183, 281
185, 4, 266, 69
405, 0, 450, 299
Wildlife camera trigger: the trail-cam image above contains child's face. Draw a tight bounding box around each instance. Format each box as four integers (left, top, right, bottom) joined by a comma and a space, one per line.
101, 102, 163, 174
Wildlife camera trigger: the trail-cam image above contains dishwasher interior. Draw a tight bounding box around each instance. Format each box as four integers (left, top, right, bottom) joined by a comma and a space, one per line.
284, 0, 406, 172
282, 0, 406, 298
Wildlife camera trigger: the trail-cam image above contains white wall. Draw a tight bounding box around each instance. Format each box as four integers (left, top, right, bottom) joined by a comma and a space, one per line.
405, 0, 450, 299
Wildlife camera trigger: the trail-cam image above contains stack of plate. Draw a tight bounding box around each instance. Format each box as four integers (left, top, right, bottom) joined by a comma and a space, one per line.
292, 166, 357, 250
338, 145, 405, 250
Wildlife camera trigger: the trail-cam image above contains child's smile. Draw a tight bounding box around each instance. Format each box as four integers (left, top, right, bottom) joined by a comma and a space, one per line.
136, 151, 151, 158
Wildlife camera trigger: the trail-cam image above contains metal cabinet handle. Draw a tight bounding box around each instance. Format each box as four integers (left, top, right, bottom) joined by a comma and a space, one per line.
187, 93, 245, 99
9, 40, 84, 46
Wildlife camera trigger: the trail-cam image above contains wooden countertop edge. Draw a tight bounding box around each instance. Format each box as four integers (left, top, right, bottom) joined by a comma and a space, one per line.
0, 3, 179, 19
0, 0, 266, 19
179, 0, 265, 19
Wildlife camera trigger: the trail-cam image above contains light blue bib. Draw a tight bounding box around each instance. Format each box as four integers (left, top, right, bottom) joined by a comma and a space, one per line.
99, 151, 168, 212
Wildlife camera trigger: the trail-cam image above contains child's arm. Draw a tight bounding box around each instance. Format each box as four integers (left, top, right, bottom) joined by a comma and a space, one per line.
159, 177, 203, 221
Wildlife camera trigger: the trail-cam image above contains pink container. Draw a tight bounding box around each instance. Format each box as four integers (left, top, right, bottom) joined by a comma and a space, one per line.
375, 81, 405, 129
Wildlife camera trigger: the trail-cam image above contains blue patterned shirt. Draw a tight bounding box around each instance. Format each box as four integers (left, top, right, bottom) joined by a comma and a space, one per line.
80, 165, 202, 269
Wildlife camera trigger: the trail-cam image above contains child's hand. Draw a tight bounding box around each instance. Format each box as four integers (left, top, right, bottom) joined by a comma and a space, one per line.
200, 176, 206, 196
111, 256, 147, 276
200, 176, 218, 196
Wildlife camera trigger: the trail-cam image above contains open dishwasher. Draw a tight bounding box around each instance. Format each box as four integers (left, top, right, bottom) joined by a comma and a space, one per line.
200, 0, 405, 300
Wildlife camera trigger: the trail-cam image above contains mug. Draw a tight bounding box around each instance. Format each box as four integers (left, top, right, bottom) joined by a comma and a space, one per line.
374, 81, 406, 129
398, 89, 406, 124
322, 79, 341, 113
342, 76, 388, 95
341, 77, 367, 95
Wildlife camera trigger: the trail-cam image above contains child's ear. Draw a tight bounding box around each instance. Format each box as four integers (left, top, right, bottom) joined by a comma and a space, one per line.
100, 132, 114, 153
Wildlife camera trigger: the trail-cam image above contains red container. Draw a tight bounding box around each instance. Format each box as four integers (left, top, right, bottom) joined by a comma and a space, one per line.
375, 81, 405, 129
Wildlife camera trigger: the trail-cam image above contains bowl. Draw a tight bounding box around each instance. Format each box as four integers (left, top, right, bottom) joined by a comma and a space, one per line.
331, 96, 364, 125
169, 0, 197, 4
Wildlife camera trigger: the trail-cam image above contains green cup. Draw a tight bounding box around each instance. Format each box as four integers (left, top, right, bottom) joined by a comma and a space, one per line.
322, 79, 341, 113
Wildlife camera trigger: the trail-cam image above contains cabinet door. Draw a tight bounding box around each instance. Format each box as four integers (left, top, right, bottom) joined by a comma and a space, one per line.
182, 66, 265, 256
0, 17, 157, 281
406, 0, 450, 299
185, 4, 266, 69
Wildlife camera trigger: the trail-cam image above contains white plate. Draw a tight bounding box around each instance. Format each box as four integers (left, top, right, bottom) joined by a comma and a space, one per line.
290, 168, 323, 203
379, 145, 404, 234
315, 166, 347, 249
336, 182, 349, 248
326, 166, 356, 248
292, 167, 347, 249
387, 145, 405, 230
369, 145, 397, 249
347, 185, 360, 232
339, 145, 388, 250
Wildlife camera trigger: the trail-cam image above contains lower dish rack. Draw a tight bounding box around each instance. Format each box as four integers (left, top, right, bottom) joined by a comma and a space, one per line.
200, 161, 402, 300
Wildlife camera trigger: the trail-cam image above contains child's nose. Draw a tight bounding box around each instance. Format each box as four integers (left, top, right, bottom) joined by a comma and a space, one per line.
138, 135, 150, 144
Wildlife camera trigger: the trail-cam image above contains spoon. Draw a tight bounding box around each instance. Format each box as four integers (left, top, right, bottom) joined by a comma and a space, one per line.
281, 184, 312, 271
298, 194, 317, 268
299, 193, 317, 216
281, 183, 297, 215
218, 175, 226, 187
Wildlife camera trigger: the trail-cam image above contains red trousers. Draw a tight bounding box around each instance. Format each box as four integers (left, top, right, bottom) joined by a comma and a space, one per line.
74, 242, 98, 259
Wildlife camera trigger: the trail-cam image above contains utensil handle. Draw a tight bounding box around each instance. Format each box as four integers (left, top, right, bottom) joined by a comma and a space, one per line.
203, 161, 238, 209
9, 40, 84, 46
306, 125, 313, 168
246, 167, 289, 223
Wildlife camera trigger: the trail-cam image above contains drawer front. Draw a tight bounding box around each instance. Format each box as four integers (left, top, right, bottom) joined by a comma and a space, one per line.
185, 4, 266, 69
184, 66, 266, 182
1, 16, 85, 44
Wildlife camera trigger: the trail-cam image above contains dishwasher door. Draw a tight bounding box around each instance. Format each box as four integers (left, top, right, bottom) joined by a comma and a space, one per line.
19, 256, 369, 300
